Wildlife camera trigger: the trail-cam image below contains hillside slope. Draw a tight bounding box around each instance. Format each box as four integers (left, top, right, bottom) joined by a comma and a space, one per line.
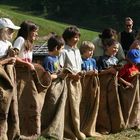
0, 5, 98, 45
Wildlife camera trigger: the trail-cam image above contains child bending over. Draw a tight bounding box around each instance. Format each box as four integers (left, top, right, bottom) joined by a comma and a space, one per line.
118, 49, 140, 88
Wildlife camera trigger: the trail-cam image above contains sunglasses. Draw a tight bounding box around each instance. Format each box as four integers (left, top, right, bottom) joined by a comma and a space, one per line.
126, 24, 132, 27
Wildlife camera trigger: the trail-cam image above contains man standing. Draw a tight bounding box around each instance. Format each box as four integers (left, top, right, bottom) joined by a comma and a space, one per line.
118, 17, 137, 55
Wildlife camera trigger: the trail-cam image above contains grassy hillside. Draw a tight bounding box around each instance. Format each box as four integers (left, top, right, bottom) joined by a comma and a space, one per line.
0, 5, 98, 46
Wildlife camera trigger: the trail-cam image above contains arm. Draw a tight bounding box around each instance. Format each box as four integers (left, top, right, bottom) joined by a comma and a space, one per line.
0, 57, 16, 65
16, 57, 35, 70
99, 67, 117, 75
118, 77, 134, 88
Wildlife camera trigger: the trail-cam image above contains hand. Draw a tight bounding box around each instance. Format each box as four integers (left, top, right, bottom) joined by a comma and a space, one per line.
68, 73, 81, 81
125, 82, 134, 88
108, 67, 117, 74
1, 57, 16, 65
27, 62, 35, 71
8, 48, 16, 57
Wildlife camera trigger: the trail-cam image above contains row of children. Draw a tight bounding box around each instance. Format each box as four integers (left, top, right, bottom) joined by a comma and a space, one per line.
42, 26, 140, 89
1, 16, 140, 139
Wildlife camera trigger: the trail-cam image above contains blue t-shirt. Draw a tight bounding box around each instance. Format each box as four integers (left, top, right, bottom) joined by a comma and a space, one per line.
43, 55, 60, 74
81, 57, 97, 71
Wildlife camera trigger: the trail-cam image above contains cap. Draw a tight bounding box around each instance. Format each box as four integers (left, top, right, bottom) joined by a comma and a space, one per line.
127, 49, 140, 64
0, 18, 20, 30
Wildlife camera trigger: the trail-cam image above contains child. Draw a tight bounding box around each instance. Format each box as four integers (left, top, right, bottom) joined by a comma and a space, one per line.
43, 35, 65, 80
97, 38, 119, 74
118, 49, 140, 88
13, 20, 39, 70
12, 20, 42, 138
130, 29, 140, 50
79, 41, 98, 75
0, 18, 20, 139
59, 25, 82, 80
59, 25, 86, 140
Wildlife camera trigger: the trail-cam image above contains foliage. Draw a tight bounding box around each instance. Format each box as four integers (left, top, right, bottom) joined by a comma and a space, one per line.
1, 0, 140, 31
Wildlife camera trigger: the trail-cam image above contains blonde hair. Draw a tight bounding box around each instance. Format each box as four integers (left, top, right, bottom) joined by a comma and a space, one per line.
0, 28, 8, 41
80, 41, 95, 55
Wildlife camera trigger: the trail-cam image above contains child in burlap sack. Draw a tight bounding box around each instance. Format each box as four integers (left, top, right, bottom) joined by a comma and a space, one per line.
43, 34, 65, 80
79, 41, 98, 76
0, 18, 20, 140
118, 49, 140, 88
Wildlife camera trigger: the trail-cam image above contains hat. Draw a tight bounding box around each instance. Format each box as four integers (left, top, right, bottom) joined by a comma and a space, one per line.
127, 49, 140, 64
99, 28, 116, 39
0, 18, 20, 30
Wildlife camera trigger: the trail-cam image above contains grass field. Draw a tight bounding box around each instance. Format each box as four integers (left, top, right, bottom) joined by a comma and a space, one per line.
37, 128, 140, 140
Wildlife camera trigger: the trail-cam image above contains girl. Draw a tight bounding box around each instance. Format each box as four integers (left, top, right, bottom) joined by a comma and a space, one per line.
13, 20, 43, 138
13, 20, 39, 70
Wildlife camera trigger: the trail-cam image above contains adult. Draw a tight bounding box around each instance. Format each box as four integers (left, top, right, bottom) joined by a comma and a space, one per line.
118, 17, 137, 55
93, 28, 125, 62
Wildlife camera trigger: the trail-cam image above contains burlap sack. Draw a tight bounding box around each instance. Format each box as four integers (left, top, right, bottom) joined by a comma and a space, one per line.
118, 75, 140, 128
64, 78, 86, 140
97, 73, 125, 134
80, 75, 100, 137
15, 63, 51, 137
41, 78, 67, 140
0, 64, 20, 140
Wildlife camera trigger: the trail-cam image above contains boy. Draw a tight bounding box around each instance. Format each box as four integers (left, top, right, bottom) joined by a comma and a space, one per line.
79, 41, 98, 75
43, 35, 65, 80
97, 38, 119, 74
118, 49, 140, 88
59, 25, 82, 80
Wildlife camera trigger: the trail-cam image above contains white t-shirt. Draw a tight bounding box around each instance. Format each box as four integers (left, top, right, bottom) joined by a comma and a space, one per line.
59, 45, 82, 73
13, 36, 33, 62
0, 40, 12, 58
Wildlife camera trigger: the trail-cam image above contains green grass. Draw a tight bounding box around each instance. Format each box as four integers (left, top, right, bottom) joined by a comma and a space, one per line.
37, 129, 140, 140
0, 4, 98, 46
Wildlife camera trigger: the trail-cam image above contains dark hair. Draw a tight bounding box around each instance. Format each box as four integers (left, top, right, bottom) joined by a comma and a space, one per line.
48, 35, 64, 52
16, 20, 38, 40
16, 20, 38, 50
62, 25, 81, 42
104, 38, 118, 49
99, 28, 116, 39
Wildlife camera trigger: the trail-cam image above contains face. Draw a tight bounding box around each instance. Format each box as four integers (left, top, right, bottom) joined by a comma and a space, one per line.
6, 28, 15, 40
67, 34, 80, 47
83, 49, 94, 58
131, 40, 140, 50
125, 21, 133, 32
29, 29, 38, 42
106, 44, 119, 56
55, 45, 64, 56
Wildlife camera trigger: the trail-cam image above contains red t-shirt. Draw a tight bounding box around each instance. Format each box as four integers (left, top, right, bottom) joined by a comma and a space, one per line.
118, 63, 139, 82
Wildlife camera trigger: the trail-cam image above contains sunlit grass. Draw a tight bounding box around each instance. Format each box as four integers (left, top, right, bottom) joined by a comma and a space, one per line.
0, 4, 98, 45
